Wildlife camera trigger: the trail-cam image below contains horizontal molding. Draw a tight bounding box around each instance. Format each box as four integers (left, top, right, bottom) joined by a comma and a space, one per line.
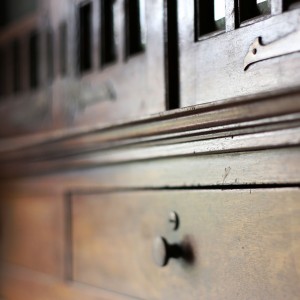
1, 126, 299, 176
2, 148, 300, 190
59, 127, 300, 165
1, 88, 300, 177
1, 263, 134, 300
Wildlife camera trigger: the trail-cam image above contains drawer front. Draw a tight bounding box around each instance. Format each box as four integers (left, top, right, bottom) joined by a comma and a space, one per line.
71, 189, 300, 300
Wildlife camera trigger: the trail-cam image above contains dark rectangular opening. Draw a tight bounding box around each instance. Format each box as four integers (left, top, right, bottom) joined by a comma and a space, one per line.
100, 0, 116, 66
195, 0, 225, 39
46, 29, 54, 82
125, 0, 145, 57
0, 48, 6, 97
12, 39, 21, 93
164, 0, 180, 110
239, 0, 270, 23
29, 30, 39, 89
59, 22, 67, 76
79, 2, 92, 73
283, 0, 300, 10
0, 1, 7, 28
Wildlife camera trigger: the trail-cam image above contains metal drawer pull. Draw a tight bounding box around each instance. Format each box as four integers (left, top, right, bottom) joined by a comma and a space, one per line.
152, 236, 182, 267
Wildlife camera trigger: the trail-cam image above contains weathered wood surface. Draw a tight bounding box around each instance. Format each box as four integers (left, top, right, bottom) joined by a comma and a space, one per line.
0, 195, 64, 277
0, 0, 166, 137
179, 2, 300, 106
0, 264, 134, 300
0, 88, 299, 161
0, 147, 299, 195
0, 1, 299, 300
1, 127, 300, 179
71, 189, 300, 300
2, 188, 298, 300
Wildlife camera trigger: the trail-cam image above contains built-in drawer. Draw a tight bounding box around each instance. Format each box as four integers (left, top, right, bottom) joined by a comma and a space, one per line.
71, 189, 300, 300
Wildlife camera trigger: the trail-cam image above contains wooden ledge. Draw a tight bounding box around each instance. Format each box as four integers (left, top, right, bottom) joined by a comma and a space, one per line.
1, 87, 300, 157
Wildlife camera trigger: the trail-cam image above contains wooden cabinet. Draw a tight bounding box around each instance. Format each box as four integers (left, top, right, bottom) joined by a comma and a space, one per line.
0, 0, 300, 299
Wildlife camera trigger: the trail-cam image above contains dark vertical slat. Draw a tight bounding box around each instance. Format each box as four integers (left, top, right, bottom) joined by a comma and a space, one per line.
100, 0, 116, 66
238, 0, 271, 23
195, 0, 215, 38
283, 0, 291, 10
12, 39, 21, 93
164, 0, 180, 110
239, 0, 259, 22
29, 30, 39, 89
59, 22, 67, 76
124, 0, 144, 58
195, 0, 225, 38
0, 0, 7, 28
46, 29, 54, 82
0, 48, 5, 97
79, 2, 92, 73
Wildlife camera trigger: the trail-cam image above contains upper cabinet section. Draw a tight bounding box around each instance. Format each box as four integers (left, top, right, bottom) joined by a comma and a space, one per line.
61, 0, 165, 129
178, 0, 300, 107
0, 0, 165, 136
1, 0, 300, 137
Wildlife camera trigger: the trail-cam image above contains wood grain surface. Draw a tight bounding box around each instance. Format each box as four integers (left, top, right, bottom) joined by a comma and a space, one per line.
0, 0, 166, 137
0, 145, 299, 196
0, 195, 64, 277
0, 88, 300, 179
0, 264, 135, 300
0, 1, 299, 300
71, 189, 300, 300
178, 1, 300, 106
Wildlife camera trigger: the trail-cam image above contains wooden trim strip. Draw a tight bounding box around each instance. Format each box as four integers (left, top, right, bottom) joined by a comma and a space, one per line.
1, 147, 299, 188
1, 127, 299, 178
1, 88, 300, 156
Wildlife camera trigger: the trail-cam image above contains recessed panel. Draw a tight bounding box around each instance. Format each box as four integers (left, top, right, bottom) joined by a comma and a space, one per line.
179, 0, 300, 107
71, 189, 300, 300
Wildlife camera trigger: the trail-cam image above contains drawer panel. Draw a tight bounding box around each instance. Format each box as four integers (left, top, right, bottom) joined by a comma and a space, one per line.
71, 189, 300, 300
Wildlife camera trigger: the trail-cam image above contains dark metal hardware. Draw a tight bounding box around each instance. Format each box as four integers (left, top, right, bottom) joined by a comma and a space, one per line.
168, 211, 179, 230
152, 236, 182, 267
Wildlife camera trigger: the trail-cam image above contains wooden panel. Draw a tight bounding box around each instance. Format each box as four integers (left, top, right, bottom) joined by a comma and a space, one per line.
1, 88, 300, 159
0, 265, 134, 300
0, 195, 64, 277
1, 147, 299, 195
0, 0, 166, 137
71, 188, 300, 300
178, 2, 300, 107
50, 0, 165, 130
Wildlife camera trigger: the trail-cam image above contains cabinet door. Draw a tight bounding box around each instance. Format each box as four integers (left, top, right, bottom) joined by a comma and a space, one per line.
71, 188, 300, 300
178, 0, 300, 107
